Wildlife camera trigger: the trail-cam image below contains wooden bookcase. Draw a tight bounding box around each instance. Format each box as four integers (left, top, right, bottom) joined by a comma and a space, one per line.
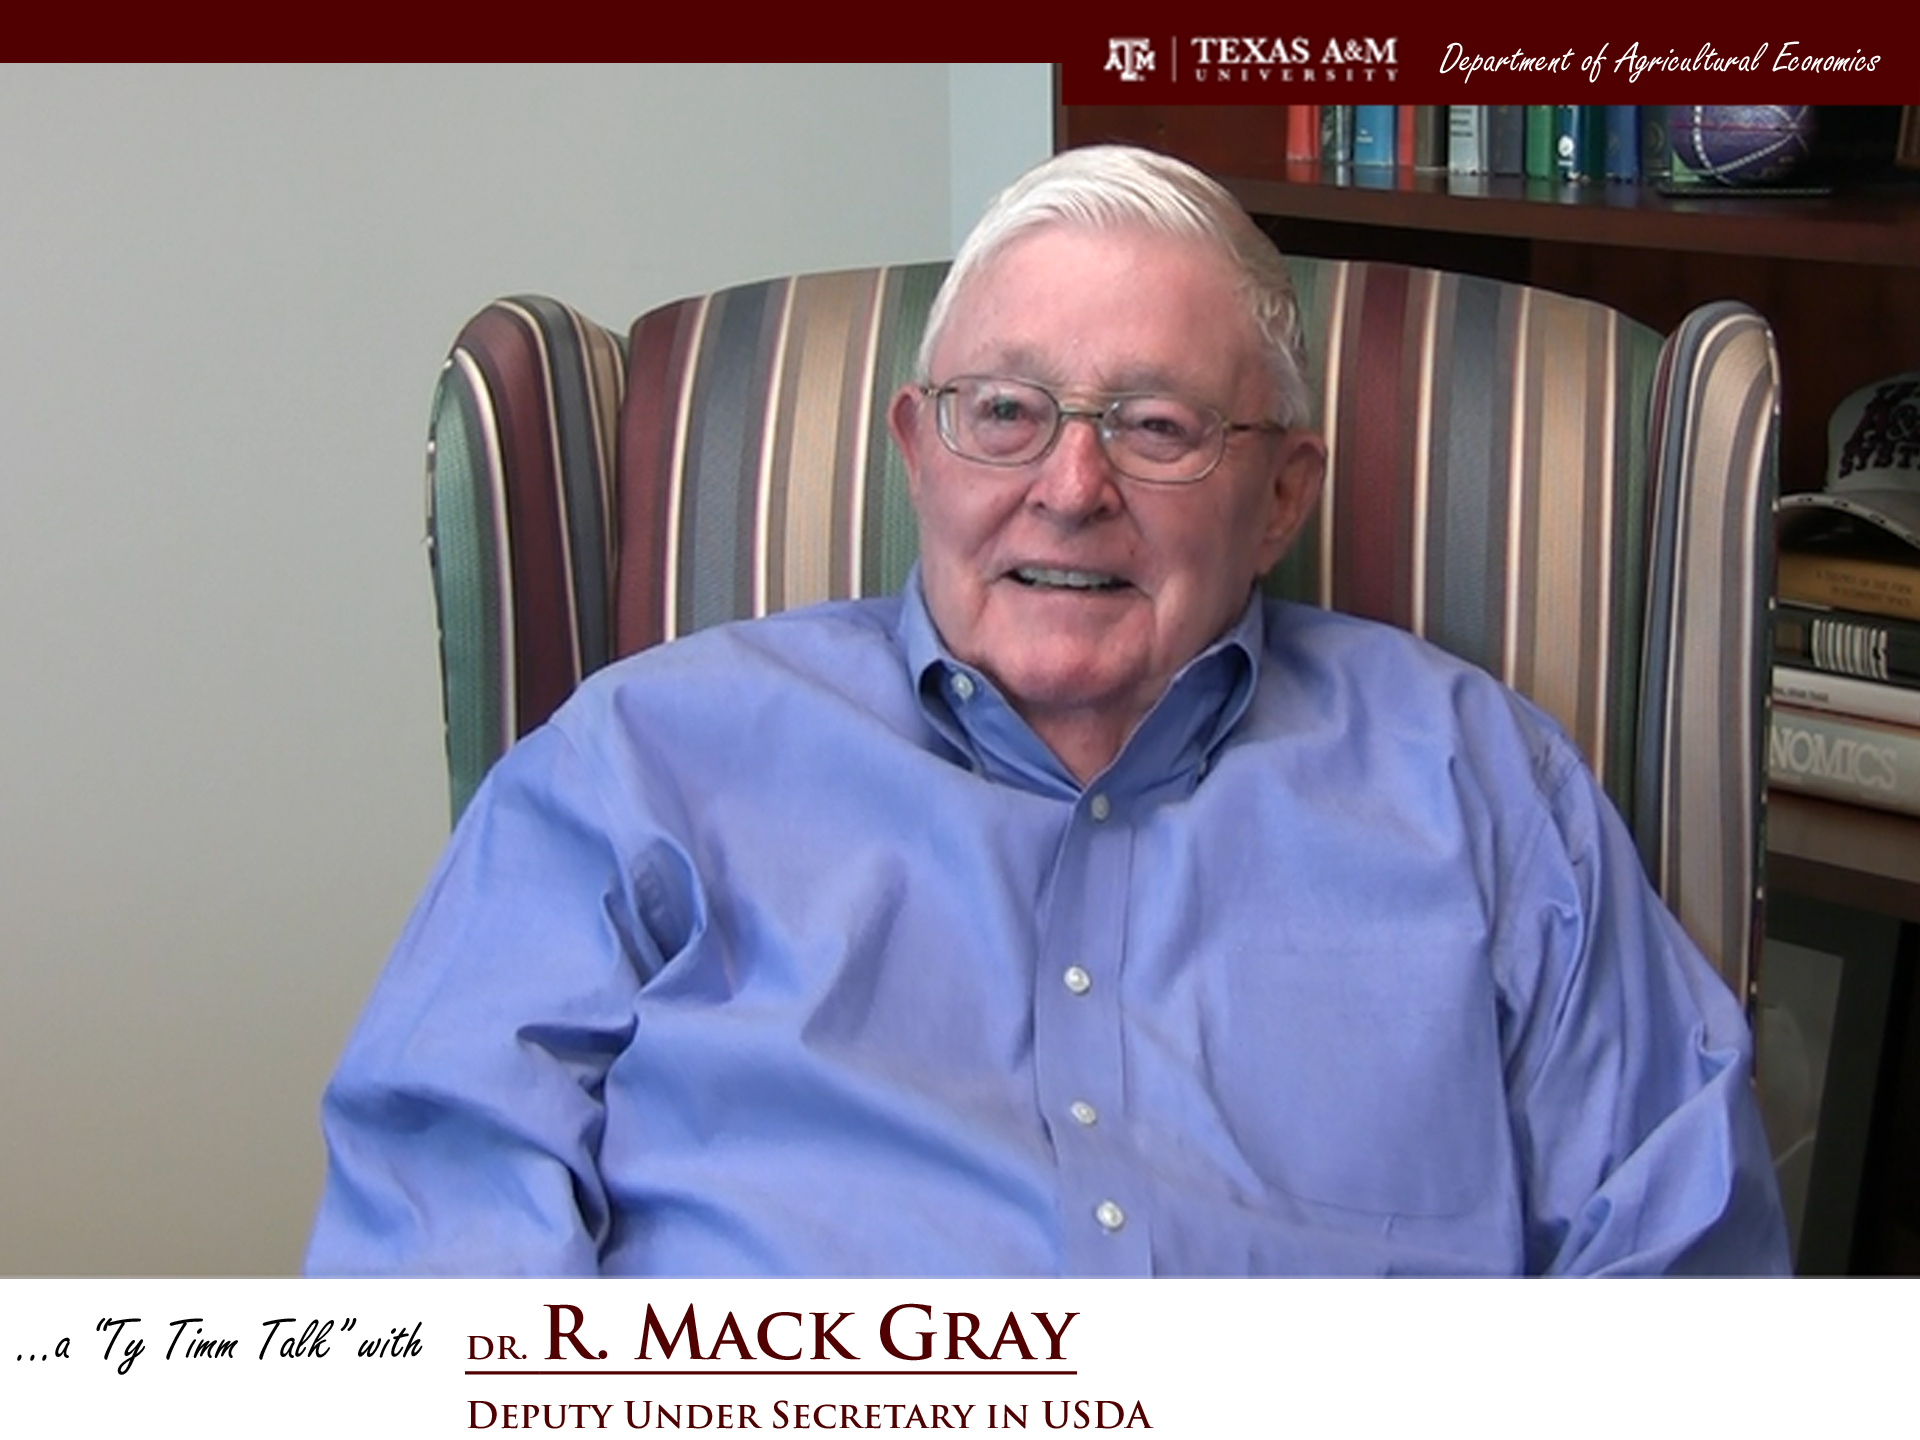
1054, 99, 1920, 1271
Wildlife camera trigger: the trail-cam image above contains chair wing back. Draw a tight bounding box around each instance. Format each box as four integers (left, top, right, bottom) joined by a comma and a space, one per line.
1266, 261, 1777, 996
1637, 302, 1778, 1004
612, 265, 945, 653
426, 297, 627, 818
424, 259, 1777, 993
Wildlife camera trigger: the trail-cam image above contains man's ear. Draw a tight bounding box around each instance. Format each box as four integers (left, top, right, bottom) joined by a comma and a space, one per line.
887, 384, 929, 499
1256, 429, 1327, 572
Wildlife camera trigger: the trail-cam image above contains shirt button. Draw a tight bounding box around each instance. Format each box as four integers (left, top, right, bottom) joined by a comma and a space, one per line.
1088, 793, 1112, 822
1069, 1100, 1098, 1126
1094, 1200, 1126, 1232
949, 672, 976, 702
1063, 965, 1092, 995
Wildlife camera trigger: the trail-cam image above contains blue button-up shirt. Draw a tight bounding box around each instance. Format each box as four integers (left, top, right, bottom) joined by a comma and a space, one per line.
307, 577, 1788, 1276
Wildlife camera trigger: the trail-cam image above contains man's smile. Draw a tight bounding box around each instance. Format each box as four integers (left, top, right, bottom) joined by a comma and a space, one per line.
1008, 565, 1131, 591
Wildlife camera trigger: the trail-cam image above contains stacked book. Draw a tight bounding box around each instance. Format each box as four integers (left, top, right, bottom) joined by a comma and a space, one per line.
1770, 372, 1920, 816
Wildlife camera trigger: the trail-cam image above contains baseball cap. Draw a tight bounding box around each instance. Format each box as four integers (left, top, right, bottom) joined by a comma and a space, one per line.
1777, 371, 1920, 549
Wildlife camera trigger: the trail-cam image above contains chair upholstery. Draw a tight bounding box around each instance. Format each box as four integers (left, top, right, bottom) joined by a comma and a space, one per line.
423, 259, 1778, 998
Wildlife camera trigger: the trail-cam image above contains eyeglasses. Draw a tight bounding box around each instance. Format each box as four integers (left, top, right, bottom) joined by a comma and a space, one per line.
920, 375, 1286, 486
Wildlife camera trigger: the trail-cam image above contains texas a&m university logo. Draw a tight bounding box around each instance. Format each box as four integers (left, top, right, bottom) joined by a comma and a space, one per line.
1106, 39, 1156, 81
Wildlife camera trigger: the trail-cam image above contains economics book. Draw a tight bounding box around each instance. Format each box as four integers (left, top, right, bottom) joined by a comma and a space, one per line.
1773, 664, 1920, 729
1770, 703, 1920, 819
1775, 599, 1920, 690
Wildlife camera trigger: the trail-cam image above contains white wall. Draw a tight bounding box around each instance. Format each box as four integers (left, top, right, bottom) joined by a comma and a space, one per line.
0, 63, 1050, 1275
949, 64, 1056, 252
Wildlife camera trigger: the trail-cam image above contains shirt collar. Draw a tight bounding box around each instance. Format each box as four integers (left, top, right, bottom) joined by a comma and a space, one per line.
896, 565, 1265, 800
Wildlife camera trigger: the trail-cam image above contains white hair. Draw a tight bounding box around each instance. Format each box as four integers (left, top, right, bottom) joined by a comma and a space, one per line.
918, 144, 1312, 428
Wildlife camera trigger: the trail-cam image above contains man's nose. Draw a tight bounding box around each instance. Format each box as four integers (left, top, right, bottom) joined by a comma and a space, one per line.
1027, 411, 1121, 519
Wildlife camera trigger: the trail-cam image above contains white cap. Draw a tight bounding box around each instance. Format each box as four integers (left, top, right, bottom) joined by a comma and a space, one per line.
1779, 372, 1920, 547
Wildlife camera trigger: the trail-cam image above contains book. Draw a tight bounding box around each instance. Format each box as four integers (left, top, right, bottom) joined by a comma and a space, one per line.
1638, 106, 1672, 181
1487, 106, 1525, 176
1448, 106, 1487, 174
1319, 105, 1354, 166
1776, 599, 1920, 689
1285, 105, 1319, 164
1769, 702, 1920, 818
1523, 106, 1556, 179
1779, 546, 1920, 622
1554, 105, 1604, 182
1402, 105, 1446, 171
1603, 106, 1639, 181
1353, 105, 1395, 166
1774, 663, 1920, 728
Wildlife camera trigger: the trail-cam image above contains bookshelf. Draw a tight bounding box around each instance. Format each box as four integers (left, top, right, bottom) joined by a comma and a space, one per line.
1052, 97, 1920, 1272
1772, 792, 1920, 922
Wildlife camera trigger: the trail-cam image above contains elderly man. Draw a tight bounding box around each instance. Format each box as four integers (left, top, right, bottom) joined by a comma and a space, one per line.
307, 146, 1788, 1276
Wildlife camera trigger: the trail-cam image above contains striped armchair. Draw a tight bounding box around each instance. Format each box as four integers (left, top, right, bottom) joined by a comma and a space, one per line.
424, 259, 1778, 997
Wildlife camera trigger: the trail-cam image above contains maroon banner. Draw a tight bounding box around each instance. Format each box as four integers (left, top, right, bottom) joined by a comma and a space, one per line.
1061, 27, 1919, 104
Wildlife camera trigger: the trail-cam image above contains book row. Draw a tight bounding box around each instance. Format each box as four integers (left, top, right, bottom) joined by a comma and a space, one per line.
1287, 105, 1689, 183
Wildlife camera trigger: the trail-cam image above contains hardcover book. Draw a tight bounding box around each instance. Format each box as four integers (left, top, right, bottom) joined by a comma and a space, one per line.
1404, 105, 1447, 170
1639, 106, 1673, 181
1523, 105, 1556, 180
1353, 105, 1395, 166
1776, 600, 1920, 689
1554, 105, 1604, 182
1770, 702, 1920, 818
1774, 664, 1920, 729
1604, 106, 1639, 181
1320, 105, 1354, 166
1286, 105, 1320, 164
1779, 537, 1920, 623
1488, 106, 1525, 176
1449, 105, 1487, 174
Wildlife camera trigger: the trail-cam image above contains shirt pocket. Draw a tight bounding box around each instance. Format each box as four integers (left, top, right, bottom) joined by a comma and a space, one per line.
1205, 952, 1507, 1218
